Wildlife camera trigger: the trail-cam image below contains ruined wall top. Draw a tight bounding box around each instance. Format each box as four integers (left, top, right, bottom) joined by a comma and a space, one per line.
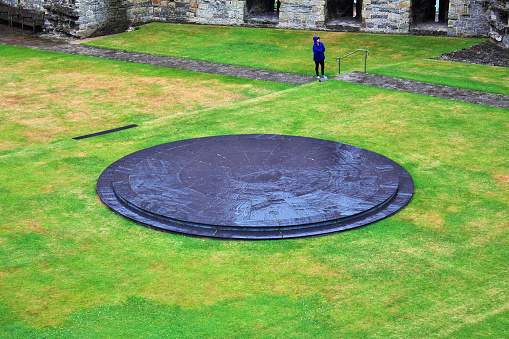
1, 0, 505, 47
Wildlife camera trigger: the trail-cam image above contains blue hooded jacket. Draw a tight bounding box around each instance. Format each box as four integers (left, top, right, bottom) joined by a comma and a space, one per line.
313, 36, 325, 61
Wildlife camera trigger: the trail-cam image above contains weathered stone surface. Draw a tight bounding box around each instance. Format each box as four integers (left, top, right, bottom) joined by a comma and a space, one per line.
397, 1, 410, 8
488, 0, 509, 48
1, 0, 505, 47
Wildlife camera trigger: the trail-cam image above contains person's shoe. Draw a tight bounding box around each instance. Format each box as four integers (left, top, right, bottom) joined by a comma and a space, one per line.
316, 76, 320, 79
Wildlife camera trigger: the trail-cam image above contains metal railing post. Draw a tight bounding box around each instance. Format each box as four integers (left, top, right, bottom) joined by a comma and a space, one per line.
336, 49, 370, 74
364, 50, 368, 72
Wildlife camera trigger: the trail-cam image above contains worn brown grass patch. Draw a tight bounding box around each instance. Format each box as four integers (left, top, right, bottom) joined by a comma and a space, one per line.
142, 251, 342, 308
1, 65, 257, 150
493, 173, 509, 184
398, 206, 446, 232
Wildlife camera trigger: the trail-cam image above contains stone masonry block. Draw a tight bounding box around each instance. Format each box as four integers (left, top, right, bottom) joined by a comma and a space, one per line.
387, 12, 399, 20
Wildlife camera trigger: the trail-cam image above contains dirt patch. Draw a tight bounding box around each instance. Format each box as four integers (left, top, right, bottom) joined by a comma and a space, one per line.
434, 42, 509, 68
494, 173, 509, 184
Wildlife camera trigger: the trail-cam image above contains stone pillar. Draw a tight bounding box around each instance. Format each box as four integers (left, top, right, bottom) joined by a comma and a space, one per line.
448, 0, 489, 36
278, 0, 326, 29
362, 0, 411, 33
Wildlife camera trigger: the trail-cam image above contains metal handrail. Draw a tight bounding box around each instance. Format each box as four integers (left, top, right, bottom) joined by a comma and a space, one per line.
336, 49, 370, 74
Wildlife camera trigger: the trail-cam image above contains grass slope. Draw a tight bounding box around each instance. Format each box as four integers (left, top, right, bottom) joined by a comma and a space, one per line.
82, 22, 509, 95
0, 33, 508, 338
85, 23, 483, 74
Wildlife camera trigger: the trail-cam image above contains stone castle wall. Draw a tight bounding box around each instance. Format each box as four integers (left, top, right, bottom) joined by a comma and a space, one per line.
362, 0, 411, 34
488, 0, 509, 47
2, 0, 506, 46
448, 0, 490, 36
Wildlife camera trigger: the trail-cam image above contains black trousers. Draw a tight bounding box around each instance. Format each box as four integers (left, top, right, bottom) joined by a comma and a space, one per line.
315, 60, 324, 76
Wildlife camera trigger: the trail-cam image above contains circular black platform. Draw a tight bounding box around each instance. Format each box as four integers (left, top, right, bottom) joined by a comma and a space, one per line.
97, 134, 414, 240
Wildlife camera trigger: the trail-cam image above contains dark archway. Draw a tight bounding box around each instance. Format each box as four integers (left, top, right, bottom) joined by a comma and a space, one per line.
245, 0, 279, 23
325, 0, 362, 31
412, 0, 435, 23
411, 0, 449, 35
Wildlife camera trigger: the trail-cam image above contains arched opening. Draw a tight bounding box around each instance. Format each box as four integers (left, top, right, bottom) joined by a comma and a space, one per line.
245, 0, 280, 24
325, 0, 362, 31
411, 0, 449, 35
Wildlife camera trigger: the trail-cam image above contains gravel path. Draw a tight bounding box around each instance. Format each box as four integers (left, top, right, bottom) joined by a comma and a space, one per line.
41, 44, 318, 85
334, 72, 509, 109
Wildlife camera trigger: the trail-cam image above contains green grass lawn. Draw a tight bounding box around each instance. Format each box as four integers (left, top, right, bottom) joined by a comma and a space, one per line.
0, 45, 294, 154
83, 23, 508, 95
0, 25, 508, 338
84, 22, 483, 74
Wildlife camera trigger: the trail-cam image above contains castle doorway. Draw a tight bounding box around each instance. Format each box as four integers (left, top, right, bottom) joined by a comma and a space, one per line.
245, 0, 280, 23
411, 0, 449, 34
325, 0, 362, 31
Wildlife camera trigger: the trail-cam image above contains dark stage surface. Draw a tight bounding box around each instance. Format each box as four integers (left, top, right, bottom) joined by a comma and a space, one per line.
97, 135, 414, 240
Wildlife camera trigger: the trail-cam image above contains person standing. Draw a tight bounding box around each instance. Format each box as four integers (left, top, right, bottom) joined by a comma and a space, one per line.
313, 36, 326, 79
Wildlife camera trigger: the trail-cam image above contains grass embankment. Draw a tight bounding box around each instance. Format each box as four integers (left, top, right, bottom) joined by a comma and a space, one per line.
84, 23, 508, 94
0, 27, 508, 338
